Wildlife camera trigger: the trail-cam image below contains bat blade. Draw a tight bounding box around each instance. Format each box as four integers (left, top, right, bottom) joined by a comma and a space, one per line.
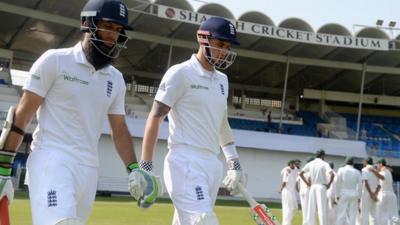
238, 183, 280, 225
0, 197, 10, 225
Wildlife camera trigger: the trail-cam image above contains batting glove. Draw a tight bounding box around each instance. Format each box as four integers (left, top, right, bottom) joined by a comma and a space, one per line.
222, 159, 246, 196
0, 150, 15, 205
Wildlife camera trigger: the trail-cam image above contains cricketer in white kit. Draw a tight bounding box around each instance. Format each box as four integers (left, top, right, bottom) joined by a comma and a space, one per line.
371, 158, 399, 225
298, 157, 314, 225
334, 157, 362, 225
280, 160, 298, 225
0, 1, 156, 224
140, 17, 245, 225
359, 157, 379, 225
299, 150, 334, 225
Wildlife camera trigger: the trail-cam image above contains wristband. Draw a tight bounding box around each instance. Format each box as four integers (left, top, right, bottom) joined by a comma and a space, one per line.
139, 160, 153, 172
127, 162, 139, 173
227, 159, 242, 170
222, 144, 238, 160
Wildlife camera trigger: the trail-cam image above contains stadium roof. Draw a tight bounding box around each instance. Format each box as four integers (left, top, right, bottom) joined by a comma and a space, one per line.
1, 0, 400, 99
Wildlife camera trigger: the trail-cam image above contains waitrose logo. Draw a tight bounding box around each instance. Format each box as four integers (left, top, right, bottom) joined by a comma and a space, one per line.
62, 73, 88, 85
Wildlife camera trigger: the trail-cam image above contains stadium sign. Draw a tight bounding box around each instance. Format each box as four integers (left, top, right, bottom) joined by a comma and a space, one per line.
158, 5, 389, 51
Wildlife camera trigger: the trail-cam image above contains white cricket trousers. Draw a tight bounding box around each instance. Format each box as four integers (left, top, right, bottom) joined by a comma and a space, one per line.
282, 189, 298, 225
359, 193, 377, 225
377, 191, 399, 225
163, 145, 223, 225
306, 184, 328, 225
300, 190, 310, 225
335, 192, 358, 225
27, 149, 98, 225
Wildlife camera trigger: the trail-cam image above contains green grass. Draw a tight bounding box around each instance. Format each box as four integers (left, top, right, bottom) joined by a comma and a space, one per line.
10, 192, 303, 225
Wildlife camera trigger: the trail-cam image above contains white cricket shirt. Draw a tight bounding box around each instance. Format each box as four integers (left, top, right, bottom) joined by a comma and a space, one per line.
361, 165, 379, 195
336, 165, 362, 196
155, 55, 229, 154
302, 158, 333, 185
379, 168, 394, 193
24, 43, 126, 166
282, 167, 298, 192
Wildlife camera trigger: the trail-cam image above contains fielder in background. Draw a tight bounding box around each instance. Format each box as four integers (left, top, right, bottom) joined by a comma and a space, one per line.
140, 17, 244, 225
299, 150, 335, 225
370, 158, 399, 225
0, 1, 155, 224
326, 162, 337, 225
279, 160, 298, 225
298, 157, 314, 225
334, 157, 361, 225
359, 157, 379, 225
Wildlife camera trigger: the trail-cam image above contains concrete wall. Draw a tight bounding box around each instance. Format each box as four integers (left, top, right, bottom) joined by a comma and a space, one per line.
97, 134, 348, 200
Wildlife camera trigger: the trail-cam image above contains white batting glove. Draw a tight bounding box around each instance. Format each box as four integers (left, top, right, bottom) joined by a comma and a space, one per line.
222, 160, 246, 196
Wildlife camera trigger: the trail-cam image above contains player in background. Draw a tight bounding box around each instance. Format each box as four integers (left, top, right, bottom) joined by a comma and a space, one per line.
334, 157, 362, 225
140, 17, 244, 225
370, 158, 399, 225
326, 162, 337, 225
359, 157, 379, 225
299, 150, 334, 225
0, 1, 155, 224
298, 157, 314, 225
280, 160, 298, 225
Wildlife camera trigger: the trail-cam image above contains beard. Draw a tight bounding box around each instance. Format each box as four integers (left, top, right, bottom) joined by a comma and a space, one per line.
83, 39, 113, 70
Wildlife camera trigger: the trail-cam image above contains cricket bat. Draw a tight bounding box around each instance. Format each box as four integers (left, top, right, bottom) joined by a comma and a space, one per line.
237, 183, 281, 225
0, 107, 14, 225
0, 106, 15, 149
0, 197, 10, 225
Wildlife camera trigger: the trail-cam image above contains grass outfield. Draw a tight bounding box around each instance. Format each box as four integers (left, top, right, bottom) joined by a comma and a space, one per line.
10, 192, 303, 225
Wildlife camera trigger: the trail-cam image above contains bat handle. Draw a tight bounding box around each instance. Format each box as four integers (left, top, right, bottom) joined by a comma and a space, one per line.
237, 183, 258, 208
0, 197, 10, 225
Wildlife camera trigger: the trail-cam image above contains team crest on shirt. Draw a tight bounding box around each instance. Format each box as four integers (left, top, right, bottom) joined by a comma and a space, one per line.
47, 190, 57, 207
219, 84, 225, 95
195, 186, 204, 200
106, 81, 113, 97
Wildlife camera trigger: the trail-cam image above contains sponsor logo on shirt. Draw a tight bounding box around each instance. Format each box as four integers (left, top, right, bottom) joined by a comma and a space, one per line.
190, 84, 209, 90
62, 72, 89, 85
31, 74, 40, 80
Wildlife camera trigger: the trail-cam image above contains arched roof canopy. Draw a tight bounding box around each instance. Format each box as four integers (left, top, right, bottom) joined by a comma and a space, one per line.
197, 3, 235, 19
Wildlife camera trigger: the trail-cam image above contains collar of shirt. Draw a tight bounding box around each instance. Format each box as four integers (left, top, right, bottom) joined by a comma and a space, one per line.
73, 42, 111, 76
189, 54, 218, 80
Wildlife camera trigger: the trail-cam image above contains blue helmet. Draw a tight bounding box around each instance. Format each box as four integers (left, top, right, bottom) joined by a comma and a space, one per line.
80, 0, 133, 32
197, 17, 239, 70
198, 17, 240, 45
80, 0, 132, 58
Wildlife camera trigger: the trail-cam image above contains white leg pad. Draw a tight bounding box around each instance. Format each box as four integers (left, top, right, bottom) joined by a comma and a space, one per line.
54, 218, 84, 225
194, 212, 219, 225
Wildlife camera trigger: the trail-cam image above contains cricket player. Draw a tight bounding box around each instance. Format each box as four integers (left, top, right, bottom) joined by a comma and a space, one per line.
298, 157, 314, 225
370, 159, 399, 225
140, 17, 244, 225
327, 162, 337, 225
360, 157, 379, 225
0, 1, 156, 224
335, 157, 362, 225
299, 150, 335, 225
280, 160, 299, 225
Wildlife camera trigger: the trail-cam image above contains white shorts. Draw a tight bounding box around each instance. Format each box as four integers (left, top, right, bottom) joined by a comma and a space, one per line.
26, 149, 98, 225
163, 145, 223, 225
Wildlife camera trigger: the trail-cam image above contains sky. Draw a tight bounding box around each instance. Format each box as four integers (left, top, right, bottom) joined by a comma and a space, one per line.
187, 0, 400, 37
